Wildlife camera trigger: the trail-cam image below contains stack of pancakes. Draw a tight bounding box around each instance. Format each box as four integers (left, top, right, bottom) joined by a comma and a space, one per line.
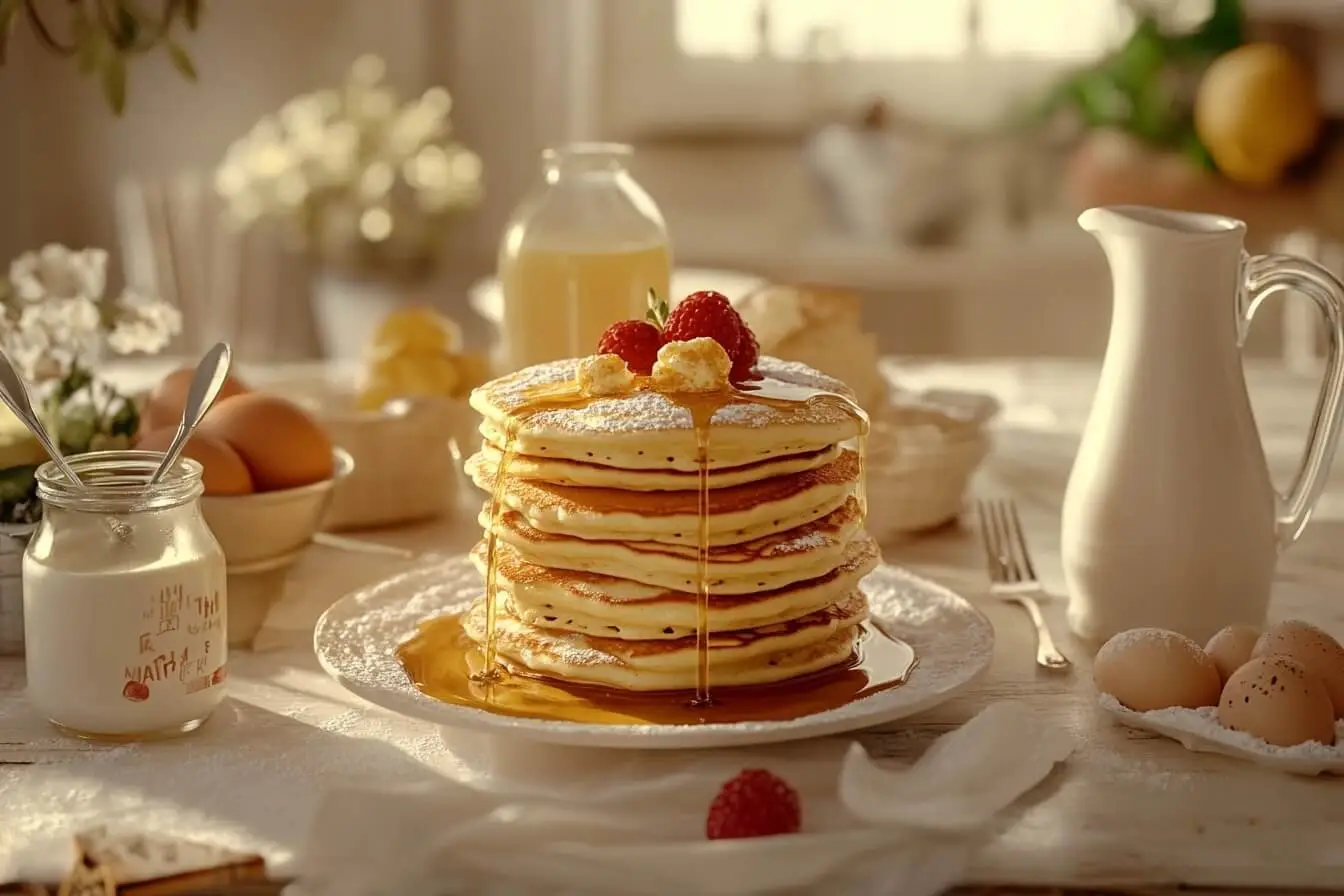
464, 356, 878, 692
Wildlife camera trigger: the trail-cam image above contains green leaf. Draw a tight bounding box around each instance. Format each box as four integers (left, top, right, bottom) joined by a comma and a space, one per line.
76, 28, 106, 75
166, 40, 196, 81
645, 289, 669, 329
108, 396, 139, 438
101, 55, 127, 115
112, 4, 139, 50
0, 0, 19, 36
0, 0, 21, 64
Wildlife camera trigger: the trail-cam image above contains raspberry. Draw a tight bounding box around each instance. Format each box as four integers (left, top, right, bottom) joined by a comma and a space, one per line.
596, 319, 662, 375
662, 291, 742, 363
705, 769, 801, 840
730, 323, 760, 383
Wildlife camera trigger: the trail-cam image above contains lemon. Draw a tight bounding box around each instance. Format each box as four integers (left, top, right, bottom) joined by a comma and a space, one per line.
369, 306, 463, 360
1195, 43, 1321, 187
355, 352, 462, 411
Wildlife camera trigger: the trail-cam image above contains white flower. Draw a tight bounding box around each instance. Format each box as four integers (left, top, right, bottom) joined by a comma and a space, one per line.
106, 289, 182, 355
0, 297, 101, 383
8, 244, 107, 305
212, 56, 482, 266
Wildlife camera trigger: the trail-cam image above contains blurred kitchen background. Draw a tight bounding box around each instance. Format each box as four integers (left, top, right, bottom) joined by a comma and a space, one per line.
2, 0, 1342, 366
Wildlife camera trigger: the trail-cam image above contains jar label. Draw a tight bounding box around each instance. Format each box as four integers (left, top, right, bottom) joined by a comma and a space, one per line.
122, 584, 227, 704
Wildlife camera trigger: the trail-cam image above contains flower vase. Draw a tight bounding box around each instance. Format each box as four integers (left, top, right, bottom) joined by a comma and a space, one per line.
310, 271, 430, 360
0, 524, 34, 656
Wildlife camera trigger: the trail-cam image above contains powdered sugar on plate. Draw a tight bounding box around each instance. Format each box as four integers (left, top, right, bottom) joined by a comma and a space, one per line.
1097, 691, 1344, 776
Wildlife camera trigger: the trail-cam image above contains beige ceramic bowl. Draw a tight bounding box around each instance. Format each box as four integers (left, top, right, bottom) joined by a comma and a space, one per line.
201, 448, 353, 645
265, 377, 476, 531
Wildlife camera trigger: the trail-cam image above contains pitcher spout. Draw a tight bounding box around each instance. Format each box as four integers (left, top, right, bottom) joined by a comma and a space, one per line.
1078, 205, 1245, 243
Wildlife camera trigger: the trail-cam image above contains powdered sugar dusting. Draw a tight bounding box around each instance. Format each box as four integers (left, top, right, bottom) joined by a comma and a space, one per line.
1096, 627, 1210, 670
1098, 691, 1344, 775
763, 532, 830, 556
469, 356, 858, 435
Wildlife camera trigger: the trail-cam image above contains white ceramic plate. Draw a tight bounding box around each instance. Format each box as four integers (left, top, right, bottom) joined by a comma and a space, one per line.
1098, 693, 1344, 776
314, 558, 995, 749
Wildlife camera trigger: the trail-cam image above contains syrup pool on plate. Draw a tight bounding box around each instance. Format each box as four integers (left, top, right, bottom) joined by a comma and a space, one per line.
398, 614, 917, 726
441, 363, 899, 725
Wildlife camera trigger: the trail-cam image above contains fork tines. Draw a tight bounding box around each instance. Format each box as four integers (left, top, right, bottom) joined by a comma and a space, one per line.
975, 498, 1038, 586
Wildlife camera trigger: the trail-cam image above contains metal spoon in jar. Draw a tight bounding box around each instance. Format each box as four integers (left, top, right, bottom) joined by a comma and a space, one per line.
146, 342, 233, 488
0, 346, 85, 488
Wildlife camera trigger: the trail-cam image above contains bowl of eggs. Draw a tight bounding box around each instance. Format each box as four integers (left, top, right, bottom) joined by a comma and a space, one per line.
139, 368, 354, 645
1093, 619, 1344, 775
273, 305, 487, 531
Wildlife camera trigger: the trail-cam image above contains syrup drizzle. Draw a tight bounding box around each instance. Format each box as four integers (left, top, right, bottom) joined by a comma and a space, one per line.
435, 367, 897, 724
692, 406, 712, 705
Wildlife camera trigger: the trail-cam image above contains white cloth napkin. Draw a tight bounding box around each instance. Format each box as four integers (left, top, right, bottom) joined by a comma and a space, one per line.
287, 701, 1073, 896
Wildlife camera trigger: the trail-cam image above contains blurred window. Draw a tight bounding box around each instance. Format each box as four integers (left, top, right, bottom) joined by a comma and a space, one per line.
603, 0, 1131, 135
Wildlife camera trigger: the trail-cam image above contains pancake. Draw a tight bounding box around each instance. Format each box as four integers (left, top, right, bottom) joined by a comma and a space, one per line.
479, 498, 866, 594
467, 449, 860, 545
471, 536, 881, 639
462, 590, 868, 691
469, 356, 865, 471
473, 441, 842, 491
448, 351, 885, 696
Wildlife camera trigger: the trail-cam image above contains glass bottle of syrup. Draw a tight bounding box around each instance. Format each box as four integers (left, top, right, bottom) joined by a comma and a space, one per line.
497, 143, 671, 372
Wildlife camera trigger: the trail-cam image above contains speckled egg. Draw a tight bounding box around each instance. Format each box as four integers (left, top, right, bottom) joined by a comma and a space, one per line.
1217, 655, 1336, 747
1093, 627, 1222, 711
1205, 624, 1261, 685
1252, 620, 1344, 719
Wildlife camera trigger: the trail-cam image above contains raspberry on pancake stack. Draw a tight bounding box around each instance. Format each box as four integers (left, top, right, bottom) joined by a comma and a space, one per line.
463, 292, 877, 692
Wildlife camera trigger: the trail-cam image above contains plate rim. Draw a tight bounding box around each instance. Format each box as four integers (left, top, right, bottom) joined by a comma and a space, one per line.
314, 558, 995, 749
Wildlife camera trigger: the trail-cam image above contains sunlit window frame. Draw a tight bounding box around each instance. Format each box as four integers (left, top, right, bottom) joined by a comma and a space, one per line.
600, 0, 1127, 138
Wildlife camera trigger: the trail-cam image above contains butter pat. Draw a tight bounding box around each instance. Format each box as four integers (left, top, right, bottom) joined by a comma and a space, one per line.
652, 338, 730, 393
576, 354, 636, 396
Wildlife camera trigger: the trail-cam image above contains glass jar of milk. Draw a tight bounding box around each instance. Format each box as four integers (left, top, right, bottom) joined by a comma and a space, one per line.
23, 451, 227, 739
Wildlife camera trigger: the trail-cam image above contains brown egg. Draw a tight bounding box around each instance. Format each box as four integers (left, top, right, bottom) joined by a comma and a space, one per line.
134, 427, 254, 496
1252, 620, 1344, 718
200, 393, 334, 491
1218, 655, 1336, 747
1205, 624, 1261, 685
1093, 627, 1222, 712
142, 367, 250, 433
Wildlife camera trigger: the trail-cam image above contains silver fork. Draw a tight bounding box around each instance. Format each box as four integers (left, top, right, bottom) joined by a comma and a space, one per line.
975, 498, 1072, 672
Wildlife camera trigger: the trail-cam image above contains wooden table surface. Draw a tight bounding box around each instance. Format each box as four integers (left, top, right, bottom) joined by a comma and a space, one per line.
5, 358, 1344, 894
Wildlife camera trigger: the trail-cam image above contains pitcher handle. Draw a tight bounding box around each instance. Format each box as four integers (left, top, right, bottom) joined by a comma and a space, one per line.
1241, 254, 1344, 547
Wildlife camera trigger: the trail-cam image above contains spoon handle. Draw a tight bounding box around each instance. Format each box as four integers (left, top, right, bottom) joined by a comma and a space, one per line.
148, 342, 233, 487
0, 347, 83, 486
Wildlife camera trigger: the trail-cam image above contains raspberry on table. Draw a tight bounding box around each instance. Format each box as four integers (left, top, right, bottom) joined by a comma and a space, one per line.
730, 323, 760, 383
596, 319, 662, 375
662, 291, 743, 363
705, 768, 802, 840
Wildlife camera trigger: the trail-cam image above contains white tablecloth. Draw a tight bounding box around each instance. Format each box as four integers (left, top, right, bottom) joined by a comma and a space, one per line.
5, 358, 1344, 891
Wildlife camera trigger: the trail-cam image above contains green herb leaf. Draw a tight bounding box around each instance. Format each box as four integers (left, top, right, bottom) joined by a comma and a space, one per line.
101, 55, 127, 115
166, 40, 196, 81
645, 289, 669, 329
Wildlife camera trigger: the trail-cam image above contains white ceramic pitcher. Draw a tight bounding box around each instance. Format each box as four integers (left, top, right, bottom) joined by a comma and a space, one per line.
1063, 205, 1344, 645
